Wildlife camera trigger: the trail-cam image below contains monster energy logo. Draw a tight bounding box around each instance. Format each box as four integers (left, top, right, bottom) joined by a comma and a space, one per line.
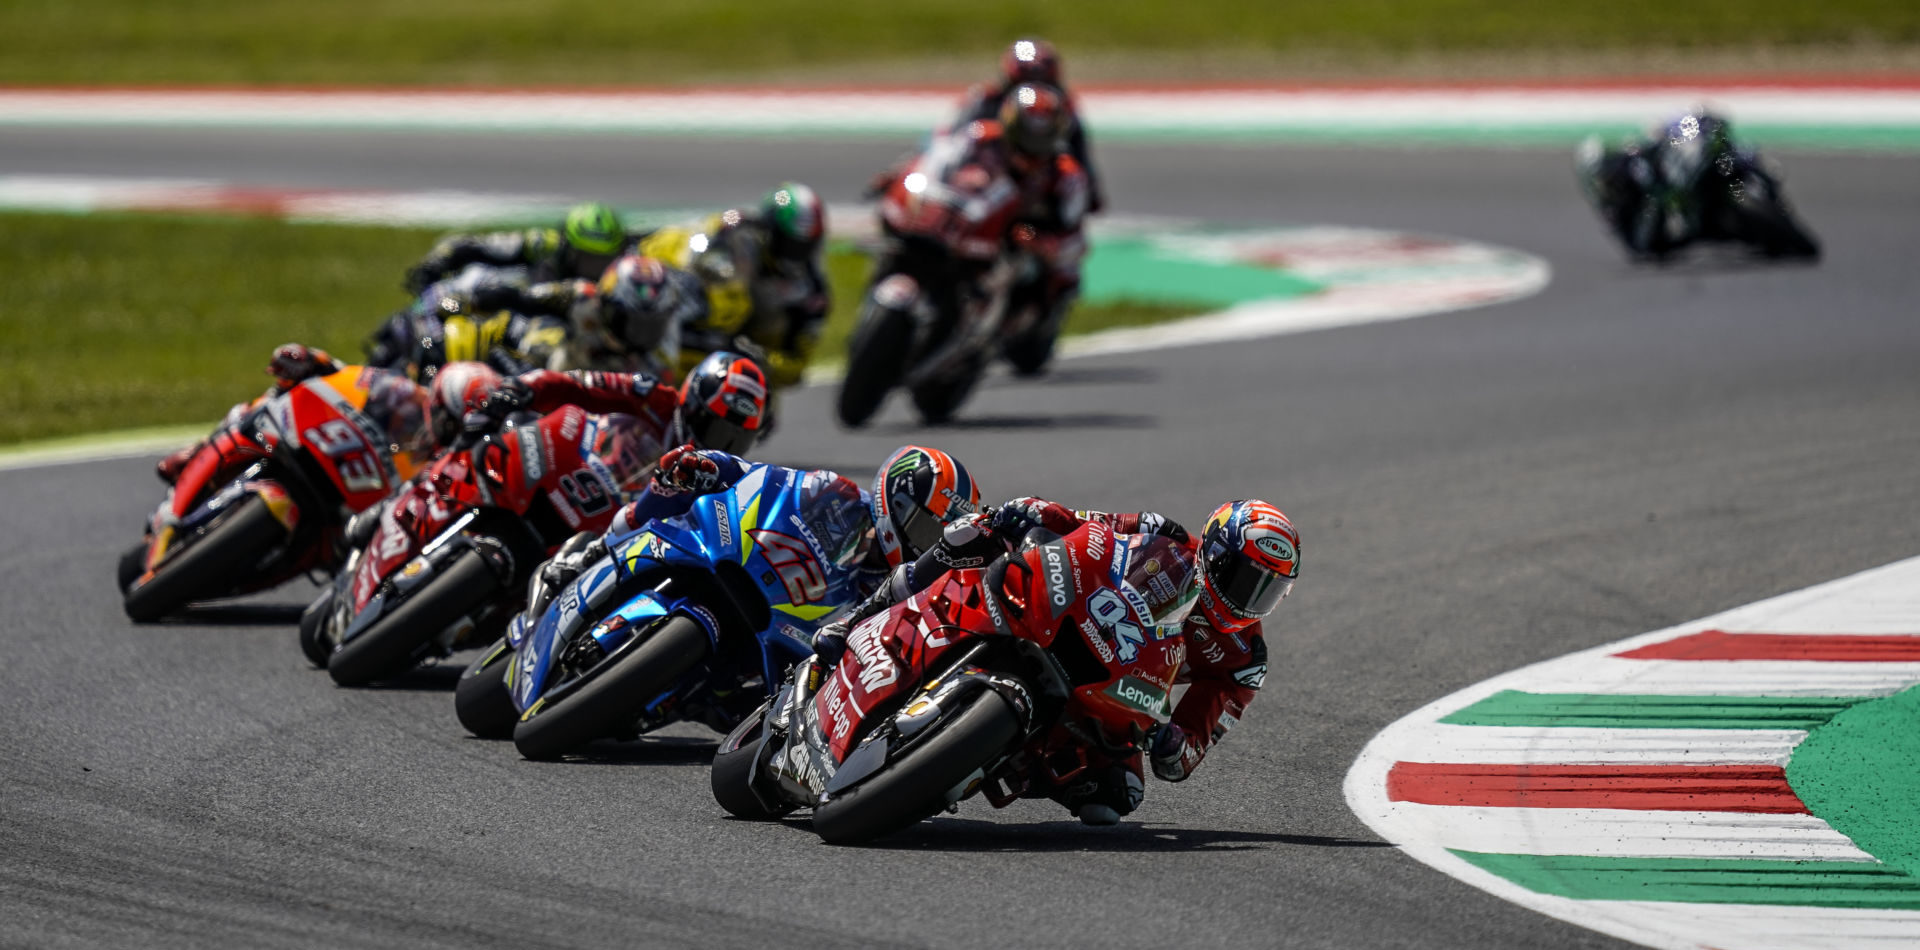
888, 451, 924, 478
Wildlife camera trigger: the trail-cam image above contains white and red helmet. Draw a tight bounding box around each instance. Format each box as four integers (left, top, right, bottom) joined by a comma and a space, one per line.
1196, 500, 1300, 633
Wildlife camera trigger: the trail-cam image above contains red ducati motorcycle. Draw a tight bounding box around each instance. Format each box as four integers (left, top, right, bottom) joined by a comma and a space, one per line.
836, 126, 1059, 427
119, 367, 432, 622
306, 405, 663, 687
711, 522, 1193, 843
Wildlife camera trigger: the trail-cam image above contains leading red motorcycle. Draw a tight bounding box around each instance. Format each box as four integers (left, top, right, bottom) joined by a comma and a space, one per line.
710, 522, 1194, 843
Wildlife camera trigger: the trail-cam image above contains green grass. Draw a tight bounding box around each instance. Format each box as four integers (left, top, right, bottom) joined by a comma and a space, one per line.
2, 1, 1916, 86
0, 210, 1198, 445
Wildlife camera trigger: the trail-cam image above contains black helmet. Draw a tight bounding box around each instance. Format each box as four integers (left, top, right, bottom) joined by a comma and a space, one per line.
674, 350, 768, 455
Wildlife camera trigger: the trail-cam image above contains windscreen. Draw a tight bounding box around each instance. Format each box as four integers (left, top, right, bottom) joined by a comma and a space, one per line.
798, 470, 873, 571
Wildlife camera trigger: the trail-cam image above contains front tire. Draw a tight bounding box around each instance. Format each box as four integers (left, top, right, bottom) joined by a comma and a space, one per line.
811, 690, 1021, 845
298, 589, 335, 668
711, 704, 795, 820
511, 616, 711, 761
454, 637, 518, 739
123, 496, 287, 623
327, 549, 498, 687
837, 303, 915, 428
908, 354, 986, 425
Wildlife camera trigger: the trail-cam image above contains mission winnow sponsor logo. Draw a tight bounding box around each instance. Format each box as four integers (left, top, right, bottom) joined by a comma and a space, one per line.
1347, 555, 1920, 950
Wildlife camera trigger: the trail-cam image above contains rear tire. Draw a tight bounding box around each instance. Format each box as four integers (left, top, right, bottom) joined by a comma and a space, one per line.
1002, 328, 1058, 377
711, 705, 795, 820
327, 550, 499, 687
116, 544, 145, 594
454, 637, 519, 739
837, 304, 915, 428
909, 355, 986, 425
123, 496, 286, 624
811, 690, 1020, 845
511, 616, 711, 761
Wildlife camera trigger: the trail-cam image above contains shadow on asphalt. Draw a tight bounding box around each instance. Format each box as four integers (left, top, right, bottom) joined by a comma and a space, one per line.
165, 602, 307, 626
538, 736, 721, 767
345, 662, 466, 692
894, 412, 1159, 432
796, 818, 1393, 853
1015, 365, 1160, 387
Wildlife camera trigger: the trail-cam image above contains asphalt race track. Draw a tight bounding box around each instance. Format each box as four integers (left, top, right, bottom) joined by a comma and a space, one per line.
3, 128, 1918, 949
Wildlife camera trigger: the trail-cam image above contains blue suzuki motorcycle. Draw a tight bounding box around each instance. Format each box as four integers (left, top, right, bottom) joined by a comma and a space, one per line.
453, 463, 874, 761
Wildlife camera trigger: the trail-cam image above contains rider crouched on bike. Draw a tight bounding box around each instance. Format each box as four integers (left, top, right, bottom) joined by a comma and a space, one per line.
404, 201, 630, 295
525, 444, 983, 647
634, 183, 831, 391
814, 496, 1301, 826
950, 39, 1104, 214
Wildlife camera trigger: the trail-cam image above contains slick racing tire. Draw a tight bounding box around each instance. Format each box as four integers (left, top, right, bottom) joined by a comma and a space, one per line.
116, 543, 145, 594
327, 549, 498, 687
1002, 327, 1059, 378
811, 690, 1021, 845
298, 589, 335, 669
908, 355, 986, 426
455, 637, 519, 740
123, 496, 286, 624
511, 616, 711, 761
711, 704, 796, 821
836, 304, 915, 428
1737, 199, 1821, 260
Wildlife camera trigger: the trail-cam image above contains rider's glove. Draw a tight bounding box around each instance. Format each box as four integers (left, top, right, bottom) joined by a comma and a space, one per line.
479, 376, 534, 420
1134, 512, 1190, 544
1148, 723, 1192, 782
267, 343, 343, 391
651, 443, 723, 497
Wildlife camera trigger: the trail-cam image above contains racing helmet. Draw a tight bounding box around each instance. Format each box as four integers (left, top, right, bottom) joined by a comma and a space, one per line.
1196, 500, 1300, 634
1000, 38, 1062, 87
760, 182, 826, 262
870, 445, 982, 569
428, 361, 503, 447
595, 254, 690, 354
673, 350, 768, 455
563, 202, 625, 257
998, 83, 1069, 162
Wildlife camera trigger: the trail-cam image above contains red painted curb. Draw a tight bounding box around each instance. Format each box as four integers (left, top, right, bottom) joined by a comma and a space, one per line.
1386, 762, 1810, 813
3, 76, 1919, 96
1617, 631, 1920, 662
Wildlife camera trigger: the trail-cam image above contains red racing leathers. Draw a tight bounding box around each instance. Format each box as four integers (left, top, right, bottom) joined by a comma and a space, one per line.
828, 495, 1264, 819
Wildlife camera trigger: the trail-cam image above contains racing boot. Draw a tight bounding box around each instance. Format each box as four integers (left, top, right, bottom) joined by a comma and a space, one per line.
1055, 764, 1144, 827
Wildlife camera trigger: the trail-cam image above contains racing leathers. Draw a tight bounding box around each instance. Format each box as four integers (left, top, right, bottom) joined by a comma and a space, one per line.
635, 214, 829, 389
404, 225, 628, 295
816, 496, 1265, 824
951, 81, 1104, 214
366, 280, 576, 380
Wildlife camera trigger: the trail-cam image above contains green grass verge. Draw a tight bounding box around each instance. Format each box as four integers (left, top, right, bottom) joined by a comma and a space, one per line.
0, 210, 1196, 446
3, 1, 1916, 86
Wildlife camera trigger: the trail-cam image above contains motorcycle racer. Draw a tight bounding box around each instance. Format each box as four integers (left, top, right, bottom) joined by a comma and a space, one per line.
403, 201, 630, 294
525, 444, 981, 637
949, 38, 1104, 214
555, 253, 710, 378
812, 496, 1300, 826
633, 183, 830, 389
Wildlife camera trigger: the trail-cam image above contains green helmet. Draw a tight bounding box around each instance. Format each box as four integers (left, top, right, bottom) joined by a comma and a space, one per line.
562, 201, 625, 257
760, 182, 825, 259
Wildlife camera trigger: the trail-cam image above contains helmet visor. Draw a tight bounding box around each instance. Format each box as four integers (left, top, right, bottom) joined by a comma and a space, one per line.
686, 410, 756, 455
893, 501, 946, 560
1204, 547, 1293, 620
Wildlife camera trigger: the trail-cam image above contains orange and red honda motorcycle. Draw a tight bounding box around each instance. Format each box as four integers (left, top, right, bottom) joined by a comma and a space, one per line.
118, 367, 431, 622
711, 522, 1192, 844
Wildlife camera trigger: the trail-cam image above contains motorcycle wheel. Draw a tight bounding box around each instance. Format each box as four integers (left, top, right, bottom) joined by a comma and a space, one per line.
710, 704, 796, 821
511, 615, 711, 761
1002, 326, 1059, 378
122, 496, 286, 624
454, 637, 518, 739
908, 355, 986, 425
811, 690, 1021, 845
1735, 195, 1820, 259
298, 589, 335, 669
116, 543, 145, 593
836, 303, 915, 428
327, 549, 498, 687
